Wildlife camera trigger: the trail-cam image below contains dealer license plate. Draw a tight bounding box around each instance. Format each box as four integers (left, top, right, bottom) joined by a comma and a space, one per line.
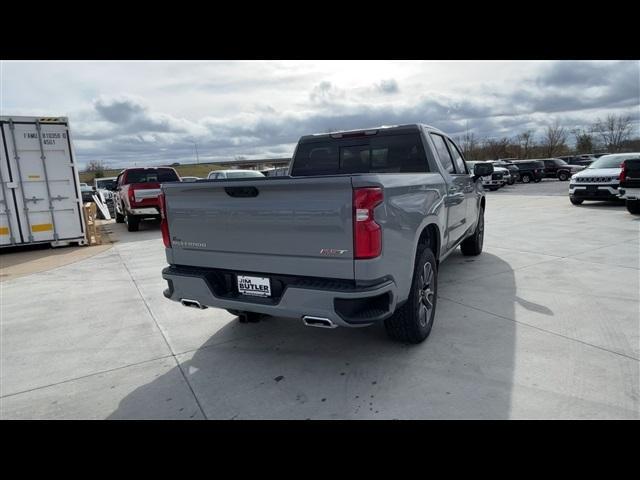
237, 275, 271, 297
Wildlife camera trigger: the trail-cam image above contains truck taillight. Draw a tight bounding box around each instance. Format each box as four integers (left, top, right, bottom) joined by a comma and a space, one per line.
353, 187, 383, 259
619, 161, 627, 182
128, 188, 136, 206
159, 193, 171, 248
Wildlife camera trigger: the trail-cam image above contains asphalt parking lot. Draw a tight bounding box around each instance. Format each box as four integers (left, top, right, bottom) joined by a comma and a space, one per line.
1, 179, 638, 419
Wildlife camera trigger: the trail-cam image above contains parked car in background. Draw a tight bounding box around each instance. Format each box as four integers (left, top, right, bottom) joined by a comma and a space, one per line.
467, 161, 503, 190
568, 153, 640, 205
207, 170, 265, 180
114, 167, 180, 231
491, 160, 519, 184
512, 160, 544, 183
559, 154, 597, 167
180, 176, 201, 182
161, 124, 493, 344
617, 158, 640, 214
539, 158, 585, 181
93, 176, 117, 214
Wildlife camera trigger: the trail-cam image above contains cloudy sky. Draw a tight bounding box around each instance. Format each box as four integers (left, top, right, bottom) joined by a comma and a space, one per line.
1, 60, 638, 168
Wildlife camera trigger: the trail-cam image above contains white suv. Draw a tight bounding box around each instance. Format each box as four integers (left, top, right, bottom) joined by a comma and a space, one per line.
569, 153, 640, 205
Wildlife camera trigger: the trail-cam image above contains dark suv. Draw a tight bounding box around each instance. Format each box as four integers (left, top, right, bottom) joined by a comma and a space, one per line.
492, 161, 520, 184
539, 158, 585, 181
512, 160, 544, 183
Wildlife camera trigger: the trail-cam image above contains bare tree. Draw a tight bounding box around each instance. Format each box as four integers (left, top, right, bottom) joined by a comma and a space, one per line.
482, 137, 511, 160
571, 127, 595, 154
516, 130, 535, 159
455, 127, 479, 159
542, 120, 568, 157
85, 160, 106, 177
593, 114, 634, 153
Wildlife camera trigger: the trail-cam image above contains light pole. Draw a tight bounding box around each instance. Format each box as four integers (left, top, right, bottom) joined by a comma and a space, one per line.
192, 142, 200, 164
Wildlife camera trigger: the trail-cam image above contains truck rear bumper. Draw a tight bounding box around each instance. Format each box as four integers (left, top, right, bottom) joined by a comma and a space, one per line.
162, 266, 398, 327
619, 187, 640, 200
130, 207, 160, 216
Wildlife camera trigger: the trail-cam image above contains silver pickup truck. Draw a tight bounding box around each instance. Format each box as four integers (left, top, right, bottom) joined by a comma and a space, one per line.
160, 124, 493, 343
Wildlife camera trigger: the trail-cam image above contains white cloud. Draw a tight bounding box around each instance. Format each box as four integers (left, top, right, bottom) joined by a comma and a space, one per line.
1, 60, 638, 168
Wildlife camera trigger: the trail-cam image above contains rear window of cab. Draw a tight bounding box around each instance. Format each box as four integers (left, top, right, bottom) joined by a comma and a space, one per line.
291, 133, 429, 176
124, 169, 179, 184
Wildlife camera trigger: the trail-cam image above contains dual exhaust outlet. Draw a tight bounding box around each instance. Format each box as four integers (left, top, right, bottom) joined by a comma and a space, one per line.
180, 298, 207, 310
302, 316, 337, 329
180, 299, 336, 328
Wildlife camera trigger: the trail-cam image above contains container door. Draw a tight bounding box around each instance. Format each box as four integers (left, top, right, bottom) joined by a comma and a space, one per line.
1, 120, 85, 244
0, 127, 22, 246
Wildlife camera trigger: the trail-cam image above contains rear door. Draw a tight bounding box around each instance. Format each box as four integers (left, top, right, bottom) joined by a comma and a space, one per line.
430, 133, 469, 249
1, 119, 85, 244
446, 137, 477, 226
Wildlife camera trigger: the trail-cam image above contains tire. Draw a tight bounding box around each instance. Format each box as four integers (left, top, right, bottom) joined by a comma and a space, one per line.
627, 200, 640, 214
558, 171, 569, 181
488, 186, 499, 191
461, 206, 485, 256
521, 173, 531, 183
125, 213, 140, 232
384, 247, 438, 344
570, 197, 583, 205
534, 178, 542, 183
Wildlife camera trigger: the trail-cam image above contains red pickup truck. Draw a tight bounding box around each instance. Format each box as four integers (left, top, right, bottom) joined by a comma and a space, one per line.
114, 167, 180, 231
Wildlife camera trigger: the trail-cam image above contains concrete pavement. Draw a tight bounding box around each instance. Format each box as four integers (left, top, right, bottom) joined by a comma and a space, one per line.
1, 182, 638, 419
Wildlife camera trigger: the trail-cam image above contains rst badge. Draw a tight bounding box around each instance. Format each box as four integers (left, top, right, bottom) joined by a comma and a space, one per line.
319, 248, 349, 256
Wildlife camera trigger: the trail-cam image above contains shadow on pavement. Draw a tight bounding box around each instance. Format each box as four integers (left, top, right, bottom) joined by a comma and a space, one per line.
108, 253, 519, 419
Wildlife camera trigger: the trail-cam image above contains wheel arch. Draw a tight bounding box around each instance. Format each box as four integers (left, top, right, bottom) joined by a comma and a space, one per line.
416, 222, 441, 265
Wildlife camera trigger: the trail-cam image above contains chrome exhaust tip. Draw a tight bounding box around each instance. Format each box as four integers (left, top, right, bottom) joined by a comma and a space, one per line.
181, 298, 207, 309
302, 316, 337, 329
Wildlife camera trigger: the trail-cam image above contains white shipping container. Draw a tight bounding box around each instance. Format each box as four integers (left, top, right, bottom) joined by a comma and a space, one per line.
0, 116, 87, 248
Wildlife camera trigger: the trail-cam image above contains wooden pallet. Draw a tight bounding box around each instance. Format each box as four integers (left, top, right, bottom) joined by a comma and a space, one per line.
82, 202, 102, 246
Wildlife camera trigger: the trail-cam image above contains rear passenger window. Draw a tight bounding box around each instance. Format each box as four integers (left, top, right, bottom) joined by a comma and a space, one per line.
446, 138, 467, 174
430, 134, 455, 174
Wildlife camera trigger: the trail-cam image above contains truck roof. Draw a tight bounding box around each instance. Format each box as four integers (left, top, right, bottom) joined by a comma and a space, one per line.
298, 123, 443, 142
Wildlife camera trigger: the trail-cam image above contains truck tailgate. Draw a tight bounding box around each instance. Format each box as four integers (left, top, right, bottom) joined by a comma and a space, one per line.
163, 176, 355, 279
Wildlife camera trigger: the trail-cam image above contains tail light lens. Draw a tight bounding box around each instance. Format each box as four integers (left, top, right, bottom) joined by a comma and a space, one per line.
353, 187, 383, 259
128, 188, 136, 207
159, 192, 171, 248
619, 162, 627, 182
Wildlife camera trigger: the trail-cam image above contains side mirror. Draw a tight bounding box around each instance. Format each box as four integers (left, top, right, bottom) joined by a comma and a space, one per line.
473, 162, 494, 179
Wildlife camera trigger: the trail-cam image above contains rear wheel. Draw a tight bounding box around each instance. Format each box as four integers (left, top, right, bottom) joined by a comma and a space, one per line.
125, 212, 140, 232
558, 171, 569, 181
521, 173, 531, 183
385, 247, 437, 344
570, 196, 583, 205
461, 207, 484, 256
627, 199, 640, 214
488, 186, 499, 191
534, 178, 542, 183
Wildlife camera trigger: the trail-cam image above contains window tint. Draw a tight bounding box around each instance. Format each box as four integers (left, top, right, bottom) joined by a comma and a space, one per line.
226, 171, 264, 179
446, 138, 467, 174
125, 169, 179, 184
290, 133, 428, 176
430, 134, 454, 174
